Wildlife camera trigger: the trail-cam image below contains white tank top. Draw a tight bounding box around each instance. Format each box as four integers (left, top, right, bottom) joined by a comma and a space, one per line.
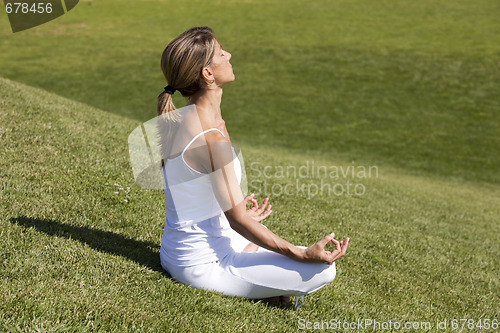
160, 128, 242, 266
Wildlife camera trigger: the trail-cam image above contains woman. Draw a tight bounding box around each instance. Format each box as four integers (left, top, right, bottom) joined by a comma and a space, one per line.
157, 26, 349, 308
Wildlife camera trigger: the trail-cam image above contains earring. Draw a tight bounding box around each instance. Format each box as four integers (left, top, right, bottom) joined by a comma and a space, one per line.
208, 78, 215, 85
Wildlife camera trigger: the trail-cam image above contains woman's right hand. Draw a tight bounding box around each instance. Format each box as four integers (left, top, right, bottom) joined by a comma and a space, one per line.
302, 233, 349, 264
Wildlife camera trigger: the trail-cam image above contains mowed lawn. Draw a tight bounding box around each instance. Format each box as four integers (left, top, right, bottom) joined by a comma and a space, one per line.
1, 0, 499, 331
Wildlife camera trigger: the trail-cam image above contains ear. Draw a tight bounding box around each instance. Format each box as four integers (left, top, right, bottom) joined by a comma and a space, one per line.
201, 66, 214, 83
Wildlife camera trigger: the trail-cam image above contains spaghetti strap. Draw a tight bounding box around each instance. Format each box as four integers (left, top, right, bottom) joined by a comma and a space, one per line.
181, 128, 226, 156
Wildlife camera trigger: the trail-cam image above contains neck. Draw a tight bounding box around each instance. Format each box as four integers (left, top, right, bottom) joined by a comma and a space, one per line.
187, 87, 224, 124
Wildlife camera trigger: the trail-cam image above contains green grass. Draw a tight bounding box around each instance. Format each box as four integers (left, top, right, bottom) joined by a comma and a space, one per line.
1, 77, 498, 331
0, 0, 498, 184
1, 0, 499, 331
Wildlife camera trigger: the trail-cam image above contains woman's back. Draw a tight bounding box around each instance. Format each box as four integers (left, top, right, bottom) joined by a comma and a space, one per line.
159, 105, 244, 267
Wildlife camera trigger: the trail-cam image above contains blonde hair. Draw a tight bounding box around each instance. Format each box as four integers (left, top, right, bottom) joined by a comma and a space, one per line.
157, 26, 216, 116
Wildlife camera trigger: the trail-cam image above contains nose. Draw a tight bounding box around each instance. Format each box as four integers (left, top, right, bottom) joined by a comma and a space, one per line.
227, 51, 232, 60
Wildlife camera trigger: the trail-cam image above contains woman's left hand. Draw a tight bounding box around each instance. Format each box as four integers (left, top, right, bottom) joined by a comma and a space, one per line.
244, 193, 272, 222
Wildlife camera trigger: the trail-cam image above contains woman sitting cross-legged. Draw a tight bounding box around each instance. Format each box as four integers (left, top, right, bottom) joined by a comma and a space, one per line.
156, 26, 349, 308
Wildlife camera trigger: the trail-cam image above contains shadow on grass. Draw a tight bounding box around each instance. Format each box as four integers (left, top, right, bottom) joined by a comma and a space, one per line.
10, 216, 168, 275
9, 216, 295, 309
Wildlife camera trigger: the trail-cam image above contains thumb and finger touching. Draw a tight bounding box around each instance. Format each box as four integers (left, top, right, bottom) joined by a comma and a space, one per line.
309, 233, 350, 264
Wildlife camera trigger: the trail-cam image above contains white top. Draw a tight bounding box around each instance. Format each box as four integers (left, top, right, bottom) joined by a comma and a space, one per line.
160, 128, 245, 267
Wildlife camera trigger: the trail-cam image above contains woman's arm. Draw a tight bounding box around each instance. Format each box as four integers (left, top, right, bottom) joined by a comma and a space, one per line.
225, 196, 348, 264
202, 132, 349, 264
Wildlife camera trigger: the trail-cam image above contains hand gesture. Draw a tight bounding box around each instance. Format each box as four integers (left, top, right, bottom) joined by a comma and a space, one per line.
303, 233, 349, 264
244, 193, 272, 222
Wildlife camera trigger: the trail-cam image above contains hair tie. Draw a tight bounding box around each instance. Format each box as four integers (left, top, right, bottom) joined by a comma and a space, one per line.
164, 85, 176, 95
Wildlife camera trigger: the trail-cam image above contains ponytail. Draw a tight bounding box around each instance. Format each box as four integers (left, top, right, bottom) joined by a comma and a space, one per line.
157, 90, 181, 168
157, 90, 176, 116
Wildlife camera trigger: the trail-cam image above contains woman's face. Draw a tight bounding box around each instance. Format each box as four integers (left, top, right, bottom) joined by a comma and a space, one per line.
210, 40, 234, 86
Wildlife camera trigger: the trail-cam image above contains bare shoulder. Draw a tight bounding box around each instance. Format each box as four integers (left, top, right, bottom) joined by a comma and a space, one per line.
203, 125, 230, 143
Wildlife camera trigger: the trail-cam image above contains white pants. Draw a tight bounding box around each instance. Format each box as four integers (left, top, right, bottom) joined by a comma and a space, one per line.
162, 246, 336, 299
